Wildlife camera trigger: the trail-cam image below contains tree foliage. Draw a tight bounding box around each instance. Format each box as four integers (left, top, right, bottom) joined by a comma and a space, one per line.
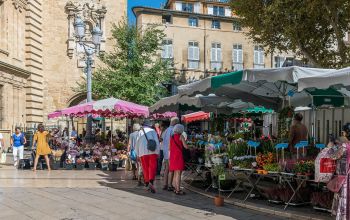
76, 20, 172, 106
231, 0, 350, 68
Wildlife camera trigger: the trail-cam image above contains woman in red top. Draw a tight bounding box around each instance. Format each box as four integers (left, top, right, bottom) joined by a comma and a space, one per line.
169, 124, 188, 195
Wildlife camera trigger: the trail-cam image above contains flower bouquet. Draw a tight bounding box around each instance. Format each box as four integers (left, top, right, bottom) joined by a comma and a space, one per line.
76, 158, 86, 170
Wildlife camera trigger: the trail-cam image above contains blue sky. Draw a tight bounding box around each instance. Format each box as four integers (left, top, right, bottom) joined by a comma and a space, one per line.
128, 0, 166, 24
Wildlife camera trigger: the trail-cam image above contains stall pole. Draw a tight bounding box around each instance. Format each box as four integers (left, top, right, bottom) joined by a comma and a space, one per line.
111, 118, 113, 146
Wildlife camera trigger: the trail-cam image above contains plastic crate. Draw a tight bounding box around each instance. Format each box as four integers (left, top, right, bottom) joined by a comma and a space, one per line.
64, 163, 74, 170
51, 161, 61, 170
75, 163, 85, 170
87, 162, 97, 170
100, 163, 108, 171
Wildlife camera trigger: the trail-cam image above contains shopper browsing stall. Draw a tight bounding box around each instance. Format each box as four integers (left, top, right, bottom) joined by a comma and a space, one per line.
128, 123, 141, 181
135, 119, 160, 193
162, 117, 179, 191
169, 124, 188, 195
288, 113, 308, 153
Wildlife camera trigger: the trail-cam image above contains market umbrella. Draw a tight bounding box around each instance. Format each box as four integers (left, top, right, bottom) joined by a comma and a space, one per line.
181, 111, 212, 123
150, 112, 177, 119
242, 106, 274, 114
48, 111, 62, 119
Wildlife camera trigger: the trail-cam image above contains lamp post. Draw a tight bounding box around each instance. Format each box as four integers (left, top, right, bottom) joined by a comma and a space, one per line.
73, 16, 102, 142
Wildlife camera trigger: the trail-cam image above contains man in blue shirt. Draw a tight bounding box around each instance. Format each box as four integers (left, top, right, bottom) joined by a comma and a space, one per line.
10, 127, 27, 167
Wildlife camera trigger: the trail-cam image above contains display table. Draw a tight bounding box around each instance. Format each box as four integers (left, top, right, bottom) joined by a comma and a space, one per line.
183, 163, 210, 186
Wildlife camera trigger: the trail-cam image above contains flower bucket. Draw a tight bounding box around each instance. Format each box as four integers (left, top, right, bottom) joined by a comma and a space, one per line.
108, 162, 118, 171
87, 162, 97, 170
214, 196, 224, 207
64, 163, 74, 170
76, 163, 85, 170
100, 163, 108, 171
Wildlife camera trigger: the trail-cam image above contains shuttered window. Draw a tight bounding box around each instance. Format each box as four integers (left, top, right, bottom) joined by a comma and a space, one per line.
254, 45, 265, 69
162, 39, 173, 59
232, 44, 243, 71
188, 41, 200, 69
211, 43, 222, 70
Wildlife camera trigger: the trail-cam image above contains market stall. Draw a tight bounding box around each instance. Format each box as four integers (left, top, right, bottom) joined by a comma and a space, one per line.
47, 97, 149, 171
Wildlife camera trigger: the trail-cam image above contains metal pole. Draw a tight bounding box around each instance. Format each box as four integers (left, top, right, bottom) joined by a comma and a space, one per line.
85, 53, 93, 142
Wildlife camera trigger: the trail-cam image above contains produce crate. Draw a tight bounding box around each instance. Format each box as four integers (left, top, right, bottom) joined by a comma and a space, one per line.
87, 162, 97, 170
64, 163, 74, 170
100, 163, 108, 171
75, 163, 85, 170
51, 161, 61, 170
108, 162, 118, 171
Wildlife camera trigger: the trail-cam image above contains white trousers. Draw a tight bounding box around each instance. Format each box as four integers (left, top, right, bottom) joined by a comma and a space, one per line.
13, 146, 24, 163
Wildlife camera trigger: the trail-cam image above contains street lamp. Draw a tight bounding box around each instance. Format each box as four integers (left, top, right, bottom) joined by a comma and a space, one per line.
73, 16, 102, 142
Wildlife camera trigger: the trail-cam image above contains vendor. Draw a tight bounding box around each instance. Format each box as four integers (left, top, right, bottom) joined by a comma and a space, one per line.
288, 113, 308, 153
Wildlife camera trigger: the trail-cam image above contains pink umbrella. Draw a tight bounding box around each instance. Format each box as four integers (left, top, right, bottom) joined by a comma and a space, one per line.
48, 111, 62, 119
151, 112, 177, 119
61, 101, 94, 116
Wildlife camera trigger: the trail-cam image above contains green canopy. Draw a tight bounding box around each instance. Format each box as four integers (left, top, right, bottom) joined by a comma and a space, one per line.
308, 88, 345, 107
243, 106, 274, 114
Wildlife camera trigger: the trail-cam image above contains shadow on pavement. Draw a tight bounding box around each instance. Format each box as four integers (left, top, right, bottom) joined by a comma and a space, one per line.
95, 170, 284, 220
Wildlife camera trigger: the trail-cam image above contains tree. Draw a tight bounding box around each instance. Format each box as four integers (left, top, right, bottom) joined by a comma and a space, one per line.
231, 0, 350, 68
76, 20, 172, 106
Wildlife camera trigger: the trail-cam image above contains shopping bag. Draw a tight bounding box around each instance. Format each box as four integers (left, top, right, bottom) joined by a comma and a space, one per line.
1, 152, 6, 164
327, 175, 346, 193
320, 158, 336, 173
125, 158, 132, 171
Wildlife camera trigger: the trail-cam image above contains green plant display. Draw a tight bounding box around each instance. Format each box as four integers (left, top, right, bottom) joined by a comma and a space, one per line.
263, 163, 281, 172
212, 164, 225, 177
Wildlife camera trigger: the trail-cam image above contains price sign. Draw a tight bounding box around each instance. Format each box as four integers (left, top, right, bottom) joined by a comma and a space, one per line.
219, 174, 226, 181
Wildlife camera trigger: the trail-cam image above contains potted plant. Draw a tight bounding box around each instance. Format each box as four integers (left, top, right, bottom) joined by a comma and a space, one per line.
212, 164, 225, 207
263, 163, 281, 174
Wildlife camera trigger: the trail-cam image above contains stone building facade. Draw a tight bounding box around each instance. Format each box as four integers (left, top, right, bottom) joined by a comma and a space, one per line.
133, 0, 294, 85
0, 0, 126, 130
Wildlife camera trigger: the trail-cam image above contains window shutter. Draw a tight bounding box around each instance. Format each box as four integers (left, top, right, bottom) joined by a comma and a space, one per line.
225, 7, 231, 17
211, 48, 216, 61
254, 50, 259, 64
238, 49, 243, 63
217, 48, 222, 61
194, 2, 200, 13
162, 45, 166, 58
207, 5, 213, 15
259, 50, 264, 64
175, 2, 182, 11
188, 46, 193, 60
169, 45, 173, 58
194, 47, 199, 60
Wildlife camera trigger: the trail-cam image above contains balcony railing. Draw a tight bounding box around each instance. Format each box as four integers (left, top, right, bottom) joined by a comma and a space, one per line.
210, 61, 223, 71
253, 63, 265, 69
232, 62, 244, 71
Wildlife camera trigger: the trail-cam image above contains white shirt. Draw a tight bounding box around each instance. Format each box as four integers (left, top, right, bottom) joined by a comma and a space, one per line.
135, 127, 160, 157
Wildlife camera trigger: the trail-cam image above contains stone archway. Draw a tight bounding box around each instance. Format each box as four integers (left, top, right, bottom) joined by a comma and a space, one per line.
67, 92, 86, 107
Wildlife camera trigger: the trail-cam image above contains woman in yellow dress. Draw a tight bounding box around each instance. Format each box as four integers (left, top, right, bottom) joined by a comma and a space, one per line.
32, 124, 51, 171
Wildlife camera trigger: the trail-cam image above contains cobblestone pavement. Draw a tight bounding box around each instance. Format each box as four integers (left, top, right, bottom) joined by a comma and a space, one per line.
0, 164, 284, 220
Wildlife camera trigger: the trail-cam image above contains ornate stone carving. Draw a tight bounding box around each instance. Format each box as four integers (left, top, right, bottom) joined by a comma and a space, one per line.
65, 0, 107, 60
12, 0, 27, 12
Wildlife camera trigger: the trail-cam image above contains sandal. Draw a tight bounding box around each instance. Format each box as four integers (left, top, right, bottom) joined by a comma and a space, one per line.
167, 186, 175, 191
174, 190, 186, 195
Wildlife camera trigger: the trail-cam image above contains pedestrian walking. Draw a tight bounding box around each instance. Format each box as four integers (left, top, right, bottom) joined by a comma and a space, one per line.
162, 117, 179, 191
135, 119, 160, 193
169, 124, 188, 195
32, 124, 52, 171
10, 127, 26, 167
128, 123, 141, 181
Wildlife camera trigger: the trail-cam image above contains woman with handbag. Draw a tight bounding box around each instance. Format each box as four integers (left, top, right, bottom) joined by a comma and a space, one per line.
128, 123, 141, 182
135, 119, 160, 193
327, 125, 350, 220
169, 124, 188, 195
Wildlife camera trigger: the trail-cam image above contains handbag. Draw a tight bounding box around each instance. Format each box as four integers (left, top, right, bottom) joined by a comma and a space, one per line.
327, 143, 350, 192
327, 175, 346, 193
130, 149, 137, 161
142, 128, 157, 152
171, 135, 191, 162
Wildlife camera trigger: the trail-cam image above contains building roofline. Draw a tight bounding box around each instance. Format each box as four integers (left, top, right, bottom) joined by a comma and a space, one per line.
132, 6, 238, 22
